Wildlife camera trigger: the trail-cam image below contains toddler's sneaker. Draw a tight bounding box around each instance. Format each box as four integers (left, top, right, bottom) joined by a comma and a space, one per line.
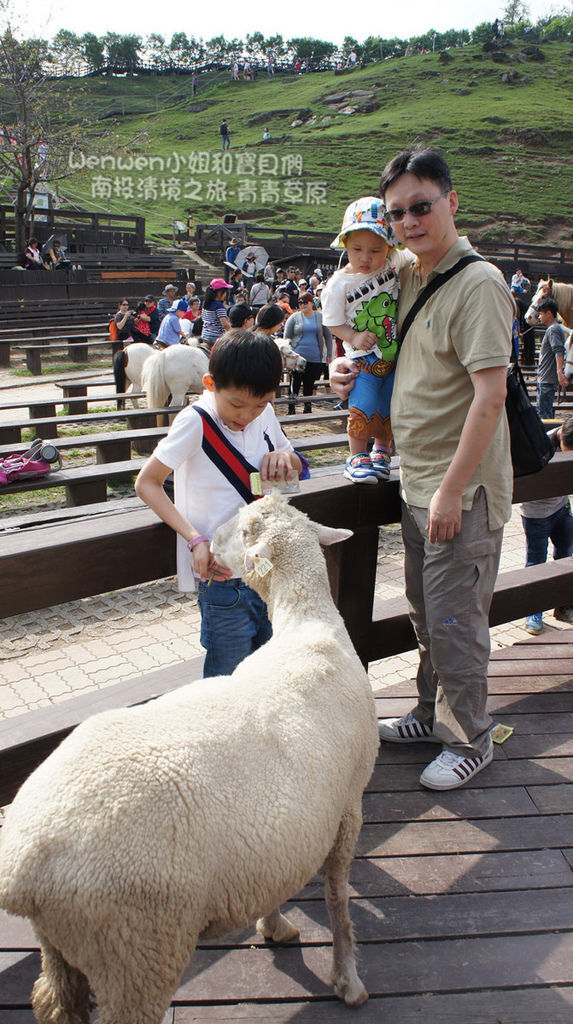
344, 452, 378, 484
525, 613, 543, 635
370, 449, 391, 480
420, 738, 494, 791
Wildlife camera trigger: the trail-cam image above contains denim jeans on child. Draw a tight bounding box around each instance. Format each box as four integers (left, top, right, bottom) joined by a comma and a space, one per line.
536, 383, 556, 420
522, 501, 573, 568
197, 577, 272, 677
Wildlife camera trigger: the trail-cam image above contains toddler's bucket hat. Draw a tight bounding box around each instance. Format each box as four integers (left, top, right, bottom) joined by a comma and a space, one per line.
331, 196, 394, 248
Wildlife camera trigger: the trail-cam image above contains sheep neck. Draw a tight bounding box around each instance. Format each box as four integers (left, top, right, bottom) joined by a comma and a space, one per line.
258, 559, 342, 636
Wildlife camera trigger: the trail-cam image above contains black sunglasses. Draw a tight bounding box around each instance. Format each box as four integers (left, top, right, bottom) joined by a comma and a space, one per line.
385, 191, 450, 224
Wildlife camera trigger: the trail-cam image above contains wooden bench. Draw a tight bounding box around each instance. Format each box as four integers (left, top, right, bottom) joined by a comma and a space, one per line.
13, 338, 122, 375
0, 427, 167, 462
0, 433, 350, 505
0, 458, 145, 506
0, 326, 113, 368
0, 390, 146, 419
0, 409, 349, 463
0, 406, 182, 444
0, 397, 345, 443
1, 454, 572, 623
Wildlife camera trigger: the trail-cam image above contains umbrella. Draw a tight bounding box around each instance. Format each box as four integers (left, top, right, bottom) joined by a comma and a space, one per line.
41, 233, 68, 255
234, 245, 269, 277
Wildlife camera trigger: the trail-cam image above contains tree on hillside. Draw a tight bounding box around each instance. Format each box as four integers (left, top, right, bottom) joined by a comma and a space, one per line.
504, 0, 531, 24
342, 36, 362, 58
81, 33, 105, 73
51, 30, 82, 75
0, 18, 134, 252
103, 33, 141, 71
0, 28, 71, 251
245, 32, 265, 58
288, 37, 336, 61
264, 34, 287, 57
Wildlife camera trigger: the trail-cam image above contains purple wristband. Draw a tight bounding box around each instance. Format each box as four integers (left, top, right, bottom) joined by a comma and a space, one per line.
187, 534, 209, 552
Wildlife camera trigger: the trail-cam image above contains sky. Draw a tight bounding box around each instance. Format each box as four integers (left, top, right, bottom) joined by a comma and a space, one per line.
13, 0, 562, 46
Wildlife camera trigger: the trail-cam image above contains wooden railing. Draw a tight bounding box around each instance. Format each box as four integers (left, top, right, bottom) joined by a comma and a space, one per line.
0, 207, 146, 252
1, 453, 572, 804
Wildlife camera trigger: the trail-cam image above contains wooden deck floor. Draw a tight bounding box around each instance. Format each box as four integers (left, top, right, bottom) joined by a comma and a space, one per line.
2, 629, 573, 1024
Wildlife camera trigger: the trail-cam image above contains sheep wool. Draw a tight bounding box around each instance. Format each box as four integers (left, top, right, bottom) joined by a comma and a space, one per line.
0, 492, 379, 1023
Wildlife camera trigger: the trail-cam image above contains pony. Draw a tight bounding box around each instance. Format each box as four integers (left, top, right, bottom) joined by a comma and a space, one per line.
114, 338, 306, 413
143, 344, 209, 409
525, 278, 573, 329
113, 343, 154, 408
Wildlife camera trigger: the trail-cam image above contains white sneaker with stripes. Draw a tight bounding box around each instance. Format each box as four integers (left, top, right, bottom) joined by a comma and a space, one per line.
378, 712, 439, 743
420, 739, 494, 791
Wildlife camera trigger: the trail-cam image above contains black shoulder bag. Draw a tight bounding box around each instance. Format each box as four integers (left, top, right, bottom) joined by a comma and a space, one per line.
400, 253, 554, 478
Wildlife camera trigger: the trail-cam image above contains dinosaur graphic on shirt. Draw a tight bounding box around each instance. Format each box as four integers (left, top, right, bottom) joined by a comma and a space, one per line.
353, 291, 398, 361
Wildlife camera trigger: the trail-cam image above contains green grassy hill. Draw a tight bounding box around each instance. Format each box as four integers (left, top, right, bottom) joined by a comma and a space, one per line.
50, 38, 573, 246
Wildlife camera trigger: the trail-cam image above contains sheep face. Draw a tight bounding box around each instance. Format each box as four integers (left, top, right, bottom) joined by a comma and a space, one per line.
211, 493, 352, 584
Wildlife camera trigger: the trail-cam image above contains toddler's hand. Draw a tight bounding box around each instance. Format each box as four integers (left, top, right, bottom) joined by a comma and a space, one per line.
354, 330, 379, 352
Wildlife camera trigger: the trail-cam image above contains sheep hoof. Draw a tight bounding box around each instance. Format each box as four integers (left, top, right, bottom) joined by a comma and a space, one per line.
256, 915, 299, 944
334, 978, 369, 1006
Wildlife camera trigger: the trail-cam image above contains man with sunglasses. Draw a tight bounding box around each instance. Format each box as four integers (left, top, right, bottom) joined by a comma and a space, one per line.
330, 148, 514, 790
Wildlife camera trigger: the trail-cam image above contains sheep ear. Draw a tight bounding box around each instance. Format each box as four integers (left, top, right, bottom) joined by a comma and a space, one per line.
315, 525, 353, 547
244, 540, 274, 576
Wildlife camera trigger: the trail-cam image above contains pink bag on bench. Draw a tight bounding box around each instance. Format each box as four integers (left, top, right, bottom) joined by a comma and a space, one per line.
0, 439, 62, 485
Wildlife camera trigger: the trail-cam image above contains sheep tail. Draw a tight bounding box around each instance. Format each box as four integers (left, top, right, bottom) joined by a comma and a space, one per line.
32, 932, 91, 1024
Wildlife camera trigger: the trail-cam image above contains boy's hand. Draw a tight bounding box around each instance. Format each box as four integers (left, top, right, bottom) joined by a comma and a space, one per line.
191, 540, 232, 582
261, 450, 295, 481
354, 330, 379, 352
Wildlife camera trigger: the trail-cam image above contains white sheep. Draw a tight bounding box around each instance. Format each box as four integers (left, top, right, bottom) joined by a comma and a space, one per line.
0, 492, 379, 1023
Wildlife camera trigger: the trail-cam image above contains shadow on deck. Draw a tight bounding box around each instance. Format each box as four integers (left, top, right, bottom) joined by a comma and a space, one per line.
2, 629, 573, 1023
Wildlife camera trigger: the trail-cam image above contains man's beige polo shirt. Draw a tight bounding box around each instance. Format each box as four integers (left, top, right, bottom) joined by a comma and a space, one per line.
391, 236, 514, 531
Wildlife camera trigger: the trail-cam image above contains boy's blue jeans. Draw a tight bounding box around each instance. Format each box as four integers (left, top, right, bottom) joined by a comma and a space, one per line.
522, 502, 573, 568
197, 578, 272, 678
536, 383, 556, 420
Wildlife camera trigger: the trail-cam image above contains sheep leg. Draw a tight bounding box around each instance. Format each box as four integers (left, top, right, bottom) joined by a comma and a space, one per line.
86, 919, 195, 1024
256, 907, 299, 944
31, 930, 91, 1024
323, 809, 368, 1006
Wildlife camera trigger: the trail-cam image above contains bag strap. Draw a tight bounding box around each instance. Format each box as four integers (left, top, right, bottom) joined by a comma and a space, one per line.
400, 253, 485, 345
193, 406, 261, 504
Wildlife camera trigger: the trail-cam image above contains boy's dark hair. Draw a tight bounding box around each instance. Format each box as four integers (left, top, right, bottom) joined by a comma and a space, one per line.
255, 303, 285, 330
538, 298, 559, 318
228, 303, 253, 327
379, 148, 452, 198
561, 416, 573, 450
209, 330, 282, 395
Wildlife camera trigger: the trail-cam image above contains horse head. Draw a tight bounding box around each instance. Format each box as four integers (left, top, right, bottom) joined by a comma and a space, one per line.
525, 278, 553, 326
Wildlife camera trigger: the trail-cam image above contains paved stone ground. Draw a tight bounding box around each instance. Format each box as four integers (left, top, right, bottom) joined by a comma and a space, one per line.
1, 366, 571, 718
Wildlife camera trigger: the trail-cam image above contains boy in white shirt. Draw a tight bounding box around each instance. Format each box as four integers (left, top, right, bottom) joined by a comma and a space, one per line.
321, 196, 412, 483
135, 330, 301, 677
